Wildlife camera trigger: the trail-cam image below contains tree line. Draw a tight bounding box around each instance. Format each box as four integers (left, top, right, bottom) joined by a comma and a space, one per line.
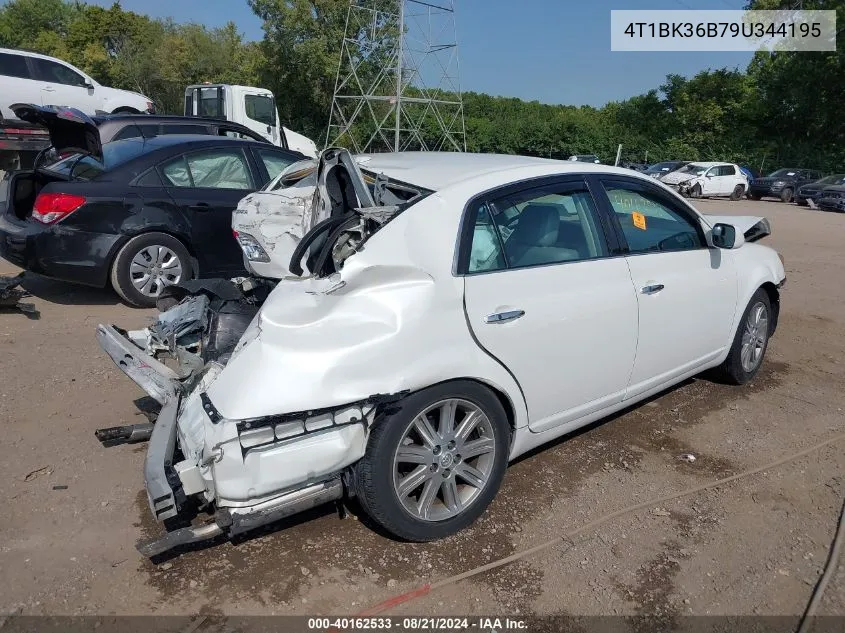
1, 0, 843, 172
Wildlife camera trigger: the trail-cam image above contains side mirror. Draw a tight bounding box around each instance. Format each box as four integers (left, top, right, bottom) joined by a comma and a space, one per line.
711, 223, 744, 249
705, 173, 714, 178
84, 81, 94, 90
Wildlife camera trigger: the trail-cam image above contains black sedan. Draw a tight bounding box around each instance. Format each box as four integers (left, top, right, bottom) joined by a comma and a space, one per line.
795, 174, 845, 206
0, 105, 305, 307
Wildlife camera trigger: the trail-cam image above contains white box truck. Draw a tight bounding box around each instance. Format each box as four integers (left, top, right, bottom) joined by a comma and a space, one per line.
184, 84, 318, 159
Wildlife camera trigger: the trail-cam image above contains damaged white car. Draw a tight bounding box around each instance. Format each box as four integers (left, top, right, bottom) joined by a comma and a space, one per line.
97, 149, 785, 557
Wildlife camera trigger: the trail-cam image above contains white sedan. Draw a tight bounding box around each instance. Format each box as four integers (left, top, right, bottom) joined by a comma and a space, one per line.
99, 150, 785, 555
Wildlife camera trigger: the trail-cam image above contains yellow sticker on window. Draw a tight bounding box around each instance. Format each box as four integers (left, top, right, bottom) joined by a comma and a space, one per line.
632, 211, 647, 231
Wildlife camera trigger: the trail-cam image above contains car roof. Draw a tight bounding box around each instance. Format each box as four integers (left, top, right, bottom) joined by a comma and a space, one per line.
109, 134, 260, 150
356, 152, 625, 191
0, 47, 70, 63
688, 161, 733, 167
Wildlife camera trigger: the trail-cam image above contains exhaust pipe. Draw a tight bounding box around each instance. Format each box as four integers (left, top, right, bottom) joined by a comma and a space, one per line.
136, 478, 343, 558
95, 423, 154, 446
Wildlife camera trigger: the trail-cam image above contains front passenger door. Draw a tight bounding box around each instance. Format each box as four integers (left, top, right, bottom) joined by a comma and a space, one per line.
461, 178, 639, 433
599, 179, 738, 399
160, 148, 256, 275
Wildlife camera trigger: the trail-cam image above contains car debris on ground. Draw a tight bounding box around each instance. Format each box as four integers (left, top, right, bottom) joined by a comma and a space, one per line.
0, 272, 38, 317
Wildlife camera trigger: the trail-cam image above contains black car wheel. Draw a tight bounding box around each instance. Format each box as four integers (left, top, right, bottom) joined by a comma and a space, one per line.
780, 187, 794, 203
748, 193, 762, 201
353, 380, 510, 542
795, 198, 809, 206
110, 232, 193, 308
730, 184, 745, 201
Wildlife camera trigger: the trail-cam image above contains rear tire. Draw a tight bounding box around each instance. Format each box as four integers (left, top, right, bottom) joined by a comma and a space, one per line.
730, 184, 745, 201
110, 232, 192, 308
780, 187, 794, 203
353, 380, 510, 542
718, 288, 772, 385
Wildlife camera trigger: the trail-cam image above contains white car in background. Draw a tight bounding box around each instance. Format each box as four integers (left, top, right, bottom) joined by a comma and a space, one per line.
0, 48, 154, 118
98, 150, 785, 556
659, 161, 749, 200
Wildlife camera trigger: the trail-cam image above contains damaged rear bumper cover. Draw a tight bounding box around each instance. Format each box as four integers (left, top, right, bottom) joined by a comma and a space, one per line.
99, 320, 384, 557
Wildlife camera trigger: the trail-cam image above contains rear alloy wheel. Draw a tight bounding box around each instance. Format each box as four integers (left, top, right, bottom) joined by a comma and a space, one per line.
730, 184, 745, 201
354, 381, 510, 541
718, 288, 772, 385
110, 232, 192, 308
780, 187, 794, 203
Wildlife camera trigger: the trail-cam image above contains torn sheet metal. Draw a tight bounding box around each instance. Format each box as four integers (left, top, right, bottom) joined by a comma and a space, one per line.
148, 294, 209, 351
0, 273, 38, 317
232, 148, 378, 279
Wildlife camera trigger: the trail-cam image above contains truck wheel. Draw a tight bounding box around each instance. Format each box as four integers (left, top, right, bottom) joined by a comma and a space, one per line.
110, 232, 192, 308
353, 380, 510, 541
780, 188, 794, 203
730, 184, 745, 201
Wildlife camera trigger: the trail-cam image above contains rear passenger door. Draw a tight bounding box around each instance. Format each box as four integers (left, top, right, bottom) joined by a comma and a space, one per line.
460, 177, 639, 433
159, 147, 257, 275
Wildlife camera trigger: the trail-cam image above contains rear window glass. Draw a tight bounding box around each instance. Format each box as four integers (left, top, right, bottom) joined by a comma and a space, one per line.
41, 139, 152, 180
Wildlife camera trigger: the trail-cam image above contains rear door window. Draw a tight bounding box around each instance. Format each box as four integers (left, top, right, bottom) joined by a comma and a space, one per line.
254, 148, 298, 181
160, 123, 209, 135
0, 52, 31, 79
31, 58, 87, 87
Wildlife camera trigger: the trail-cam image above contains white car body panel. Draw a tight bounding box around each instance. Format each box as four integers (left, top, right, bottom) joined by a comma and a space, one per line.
463, 258, 638, 432
99, 150, 786, 552
0, 47, 152, 117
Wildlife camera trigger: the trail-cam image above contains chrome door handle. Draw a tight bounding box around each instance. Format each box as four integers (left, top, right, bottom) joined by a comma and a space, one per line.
641, 284, 665, 294
484, 309, 525, 324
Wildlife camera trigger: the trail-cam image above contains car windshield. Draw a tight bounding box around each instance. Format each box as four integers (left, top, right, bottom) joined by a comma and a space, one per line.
41, 138, 153, 180
677, 164, 708, 176
818, 174, 845, 185
768, 168, 797, 178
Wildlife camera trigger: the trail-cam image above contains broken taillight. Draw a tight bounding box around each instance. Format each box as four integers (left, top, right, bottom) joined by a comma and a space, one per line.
32, 192, 87, 224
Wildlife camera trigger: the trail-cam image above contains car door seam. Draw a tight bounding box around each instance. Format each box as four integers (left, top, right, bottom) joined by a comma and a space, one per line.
460, 281, 529, 423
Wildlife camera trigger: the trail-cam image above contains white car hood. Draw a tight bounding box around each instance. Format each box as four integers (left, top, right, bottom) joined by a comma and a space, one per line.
702, 214, 765, 233
660, 171, 698, 185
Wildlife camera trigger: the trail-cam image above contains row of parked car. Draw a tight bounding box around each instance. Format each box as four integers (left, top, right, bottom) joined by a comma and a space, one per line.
636, 160, 845, 210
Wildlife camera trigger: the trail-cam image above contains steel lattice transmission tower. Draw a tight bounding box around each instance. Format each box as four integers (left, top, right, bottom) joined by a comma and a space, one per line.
326, 0, 466, 153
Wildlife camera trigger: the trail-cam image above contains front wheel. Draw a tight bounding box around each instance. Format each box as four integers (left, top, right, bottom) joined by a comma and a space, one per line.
718, 288, 772, 385
353, 381, 510, 541
689, 183, 702, 199
748, 193, 762, 201
110, 232, 192, 308
780, 187, 794, 203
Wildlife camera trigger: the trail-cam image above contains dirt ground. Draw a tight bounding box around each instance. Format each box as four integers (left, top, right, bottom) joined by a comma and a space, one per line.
0, 198, 843, 621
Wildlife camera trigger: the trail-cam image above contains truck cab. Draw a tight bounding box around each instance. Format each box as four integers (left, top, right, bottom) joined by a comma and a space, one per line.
184, 84, 318, 159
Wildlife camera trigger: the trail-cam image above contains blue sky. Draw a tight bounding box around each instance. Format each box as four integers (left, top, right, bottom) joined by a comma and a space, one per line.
90, 0, 754, 107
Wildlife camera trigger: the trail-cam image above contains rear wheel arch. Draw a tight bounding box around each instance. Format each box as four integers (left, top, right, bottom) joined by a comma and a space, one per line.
111, 106, 141, 114
109, 231, 195, 307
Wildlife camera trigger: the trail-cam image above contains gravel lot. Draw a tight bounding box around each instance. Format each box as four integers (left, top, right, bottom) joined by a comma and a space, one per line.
0, 198, 843, 620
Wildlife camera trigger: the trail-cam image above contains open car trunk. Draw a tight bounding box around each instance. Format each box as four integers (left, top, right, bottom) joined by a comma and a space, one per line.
3, 104, 102, 221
